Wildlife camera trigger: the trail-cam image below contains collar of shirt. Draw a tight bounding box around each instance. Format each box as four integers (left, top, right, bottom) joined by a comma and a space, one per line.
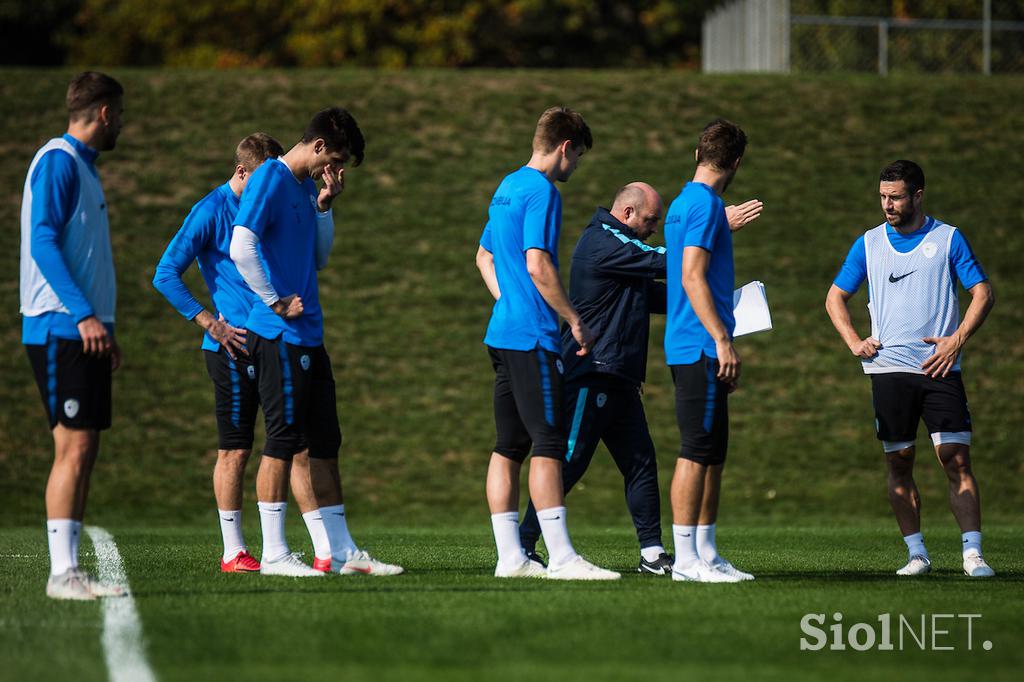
590, 206, 642, 240
62, 132, 99, 166
218, 182, 241, 209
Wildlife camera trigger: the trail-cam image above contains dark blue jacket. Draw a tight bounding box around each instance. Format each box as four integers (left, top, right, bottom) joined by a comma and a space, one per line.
562, 207, 667, 386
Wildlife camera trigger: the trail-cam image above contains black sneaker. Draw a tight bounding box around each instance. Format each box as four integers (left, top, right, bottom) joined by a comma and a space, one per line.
637, 553, 674, 576
526, 550, 547, 568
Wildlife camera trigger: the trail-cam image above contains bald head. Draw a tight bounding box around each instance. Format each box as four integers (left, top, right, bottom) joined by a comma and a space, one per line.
610, 182, 663, 240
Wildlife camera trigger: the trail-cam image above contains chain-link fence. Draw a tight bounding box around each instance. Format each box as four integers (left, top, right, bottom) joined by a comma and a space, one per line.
704, 0, 1024, 74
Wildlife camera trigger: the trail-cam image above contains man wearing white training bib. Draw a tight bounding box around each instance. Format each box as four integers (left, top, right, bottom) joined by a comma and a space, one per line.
825, 160, 996, 578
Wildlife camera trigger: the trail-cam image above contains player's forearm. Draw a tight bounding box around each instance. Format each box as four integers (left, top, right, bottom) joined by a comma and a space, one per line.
230, 226, 279, 306
682, 272, 728, 343
954, 281, 995, 347
314, 209, 334, 270
825, 286, 865, 350
152, 261, 205, 321
30, 223, 94, 321
475, 247, 501, 300
528, 253, 579, 325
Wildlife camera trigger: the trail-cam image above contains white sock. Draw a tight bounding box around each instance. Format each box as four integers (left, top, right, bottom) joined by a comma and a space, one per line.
47, 519, 77, 576
903, 532, 928, 559
257, 501, 290, 562
672, 524, 699, 569
961, 530, 982, 557
490, 511, 526, 568
69, 520, 82, 569
537, 506, 577, 568
321, 504, 359, 560
696, 523, 720, 564
218, 509, 246, 562
301, 510, 331, 560
640, 545, 666, 563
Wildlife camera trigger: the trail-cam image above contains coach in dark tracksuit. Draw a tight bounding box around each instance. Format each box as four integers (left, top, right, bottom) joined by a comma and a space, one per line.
519, 182, 674, 575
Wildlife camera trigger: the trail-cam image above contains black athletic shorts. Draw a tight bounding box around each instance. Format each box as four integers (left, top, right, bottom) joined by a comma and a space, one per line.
204, 349, 260, 451
488, 346, 566, 461
870, 372, 972, 442
26, 338, 112, 431
251, 333, 342, 460
670, 353, 729, 465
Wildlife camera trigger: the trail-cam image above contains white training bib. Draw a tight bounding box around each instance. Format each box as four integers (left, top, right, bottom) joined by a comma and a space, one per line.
862, 219, 959, 375
20, 138, 116, 323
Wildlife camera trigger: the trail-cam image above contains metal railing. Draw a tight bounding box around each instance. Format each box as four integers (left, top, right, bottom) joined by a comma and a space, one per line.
703, 0, 1024, 75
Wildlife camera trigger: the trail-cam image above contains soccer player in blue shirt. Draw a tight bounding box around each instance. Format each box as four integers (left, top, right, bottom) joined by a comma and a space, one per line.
230, 108, 402, 577
476, 107, 619, 580
825, 160, 996, 578
20, 72, 126, 600
664, 119, 757, 583
154, 133, 334, 573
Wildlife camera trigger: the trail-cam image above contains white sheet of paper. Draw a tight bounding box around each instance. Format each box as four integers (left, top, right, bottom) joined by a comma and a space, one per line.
732, 280, 772, 337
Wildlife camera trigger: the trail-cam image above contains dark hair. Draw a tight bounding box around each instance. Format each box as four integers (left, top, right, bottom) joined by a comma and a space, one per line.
533, 106, 593, 153
696, 118, 747, 171
880, 160, 925, 194
235, 133, 284, 172
301, 107, 365, 166
66, 71, 123, 122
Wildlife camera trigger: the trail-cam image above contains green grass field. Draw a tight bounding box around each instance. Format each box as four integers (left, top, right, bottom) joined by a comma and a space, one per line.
1, 69, 1022, 678
2, 524, 1022, 681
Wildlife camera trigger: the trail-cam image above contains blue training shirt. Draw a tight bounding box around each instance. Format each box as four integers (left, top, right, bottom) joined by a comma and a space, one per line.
23, 133, 112, 344
234, 158, 323, 347
153, 183, 257, 352
833, 217, 987, 296
480, 166, 562, 353
664, 182, 734, 365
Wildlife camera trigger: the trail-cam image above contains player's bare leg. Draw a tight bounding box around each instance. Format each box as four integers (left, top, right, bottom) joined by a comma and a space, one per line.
214, 448, 249, 511
886, 446, 932, 575
305, 452, 403, 576
935, 443, 993, 577
935, 444, 980, 532
48, 425, 98, 521
45, 426, 123, 599
886, 446, 921, 535
214, 448, 261, 572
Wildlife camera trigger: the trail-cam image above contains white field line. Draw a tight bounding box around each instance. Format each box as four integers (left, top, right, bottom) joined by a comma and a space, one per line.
84, 526, 158, 682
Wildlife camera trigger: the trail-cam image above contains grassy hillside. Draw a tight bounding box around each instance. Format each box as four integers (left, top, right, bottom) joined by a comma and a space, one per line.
1, 69, 1021, 528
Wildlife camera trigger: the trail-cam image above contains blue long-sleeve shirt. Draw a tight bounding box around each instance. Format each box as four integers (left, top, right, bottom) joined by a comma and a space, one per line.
22, 134, 108, 344
153, 183, 256, 352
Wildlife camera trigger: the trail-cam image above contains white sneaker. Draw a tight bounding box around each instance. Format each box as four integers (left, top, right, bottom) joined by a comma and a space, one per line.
495, 556, 547, 578
672, 560, 741, 583
337, 550, 405, 576
73, 569, 125, 597
896, 554, 932, 576
711, 557, 754, 581
46, 569, 96, 601
260, 552, 325, 577
963, 552, 995, 578
546, 555, 620, 581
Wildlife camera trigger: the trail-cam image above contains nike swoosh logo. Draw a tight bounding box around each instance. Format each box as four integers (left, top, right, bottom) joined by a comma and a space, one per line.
348, 566, 372, 574
889, 271, 916, 283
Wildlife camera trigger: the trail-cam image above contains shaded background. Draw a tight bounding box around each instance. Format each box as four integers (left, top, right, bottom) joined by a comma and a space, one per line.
0, 1, 1021, 530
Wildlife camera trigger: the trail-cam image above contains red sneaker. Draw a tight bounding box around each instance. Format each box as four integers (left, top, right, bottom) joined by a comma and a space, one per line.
221, 550, 261, 573
312, 556, 332, 573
